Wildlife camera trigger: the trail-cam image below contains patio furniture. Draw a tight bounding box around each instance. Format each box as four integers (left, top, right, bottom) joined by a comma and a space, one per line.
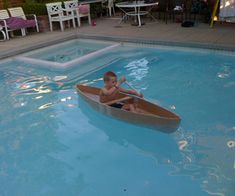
0, 9, 26, 40
102, 0, 115, 16
46, 2, 76, 32
79, 0, 105, 17
0, 25, 6, 41
116, 1, 159, 27
163, 0, 184, 24
64, 0, 91, 26
8, 7, 39, 33
78, 4, 91, 25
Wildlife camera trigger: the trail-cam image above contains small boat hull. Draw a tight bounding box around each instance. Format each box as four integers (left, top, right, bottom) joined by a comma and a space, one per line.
77, 85, 181, 133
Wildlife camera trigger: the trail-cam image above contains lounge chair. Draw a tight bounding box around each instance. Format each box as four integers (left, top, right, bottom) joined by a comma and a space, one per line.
46, 2, 76, 32
0, 9, 26, 40
8, 7, 39, 33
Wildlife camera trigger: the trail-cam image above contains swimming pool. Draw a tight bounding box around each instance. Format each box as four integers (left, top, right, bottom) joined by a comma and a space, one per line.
0, 41, 235, 196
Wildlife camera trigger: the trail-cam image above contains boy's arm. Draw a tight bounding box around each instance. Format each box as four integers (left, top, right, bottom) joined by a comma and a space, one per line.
101, 86, 118, 96
119, 87, 143, 97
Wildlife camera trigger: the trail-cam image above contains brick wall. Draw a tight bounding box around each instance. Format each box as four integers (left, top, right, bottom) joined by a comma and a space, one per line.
0, 0, 25, 9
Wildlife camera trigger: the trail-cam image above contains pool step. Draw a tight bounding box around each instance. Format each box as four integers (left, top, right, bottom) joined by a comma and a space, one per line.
13, 43, 120, 70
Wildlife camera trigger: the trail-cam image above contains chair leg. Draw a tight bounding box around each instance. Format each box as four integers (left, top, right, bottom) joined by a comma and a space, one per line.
21, 28, 26, 36
77, 16, 81, 27
109, 7, 112, 16
72, 18, 76, 28
35, 20, 39, 32
4, 25, 10, 40
49, 21, 53, 31
60, 20, 64, 31
5, 30, 9, 40
113, 6, 115, 16
88, 14, 91, 24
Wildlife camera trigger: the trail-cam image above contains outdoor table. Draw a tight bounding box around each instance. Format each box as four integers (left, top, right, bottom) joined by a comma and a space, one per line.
115, 1, 159, 27
0, 25, 6, 41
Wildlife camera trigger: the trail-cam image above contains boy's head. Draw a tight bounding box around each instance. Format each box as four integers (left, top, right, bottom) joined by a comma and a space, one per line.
103, 71, 117, 87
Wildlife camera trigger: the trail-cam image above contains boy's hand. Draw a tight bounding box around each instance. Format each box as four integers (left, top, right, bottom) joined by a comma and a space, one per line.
135, 92, 143, 98
119, 76, 126, 83
138, 93, 144, 98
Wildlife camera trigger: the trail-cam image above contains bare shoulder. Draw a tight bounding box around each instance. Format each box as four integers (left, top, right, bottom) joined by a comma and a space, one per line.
100, 87, 107, 95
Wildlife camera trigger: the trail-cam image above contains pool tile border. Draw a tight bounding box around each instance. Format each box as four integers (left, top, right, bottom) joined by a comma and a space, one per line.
77, 34, 235, 53
1, 32, 235, 61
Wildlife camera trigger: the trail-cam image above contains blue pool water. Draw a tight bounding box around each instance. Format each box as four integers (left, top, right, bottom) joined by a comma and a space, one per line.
0, 43, 235, 196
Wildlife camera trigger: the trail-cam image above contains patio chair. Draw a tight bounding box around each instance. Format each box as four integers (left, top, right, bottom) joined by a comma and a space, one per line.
8, 7, 39, 33
77, 2, 91, 25
164, 0, 185, 24
102, 0, 115, 17
46, 2, 76, 31
0, 9, 26, 40
64, 0, 91, 26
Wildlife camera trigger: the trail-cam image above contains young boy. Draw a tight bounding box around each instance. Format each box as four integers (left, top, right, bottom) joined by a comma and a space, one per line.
100, 71, 143, 112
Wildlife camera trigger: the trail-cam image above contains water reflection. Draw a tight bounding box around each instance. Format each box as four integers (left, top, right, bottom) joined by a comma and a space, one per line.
171, 127, 235, 196
0, 70, 85, 195
79, 99, 181, 165
217, 64, 232, 79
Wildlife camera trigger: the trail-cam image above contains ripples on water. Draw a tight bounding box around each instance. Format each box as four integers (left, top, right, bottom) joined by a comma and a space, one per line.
1, 49, 235, 196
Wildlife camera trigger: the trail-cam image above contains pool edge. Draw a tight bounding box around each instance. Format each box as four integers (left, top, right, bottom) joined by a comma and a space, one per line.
77, 34, 235, 52
1, 33, 235, 61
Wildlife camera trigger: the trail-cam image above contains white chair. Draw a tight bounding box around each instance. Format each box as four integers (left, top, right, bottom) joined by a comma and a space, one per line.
0, 9, 26, 40
8, 7, 39, 33
64, 0, 91, 26
103, 0, 115, 16
46, 2, 76, 32
78, 2, 91, 26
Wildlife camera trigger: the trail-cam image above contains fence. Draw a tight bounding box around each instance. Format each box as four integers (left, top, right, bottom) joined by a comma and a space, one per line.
0, 0, 25, 9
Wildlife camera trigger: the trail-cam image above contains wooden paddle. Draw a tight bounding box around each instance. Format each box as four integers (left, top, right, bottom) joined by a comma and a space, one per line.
125, 81, 143, 98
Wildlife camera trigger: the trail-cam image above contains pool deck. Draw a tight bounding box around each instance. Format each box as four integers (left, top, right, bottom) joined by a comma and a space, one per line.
0, 17, 235, 59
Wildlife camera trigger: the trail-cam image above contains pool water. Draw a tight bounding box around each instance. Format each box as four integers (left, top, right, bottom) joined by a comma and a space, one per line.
0, 43, 235, 196
26, 39, 112, 63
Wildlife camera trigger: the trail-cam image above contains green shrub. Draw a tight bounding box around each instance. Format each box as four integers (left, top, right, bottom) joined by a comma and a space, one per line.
22, 0, 107, 17
22, 3, 47, 16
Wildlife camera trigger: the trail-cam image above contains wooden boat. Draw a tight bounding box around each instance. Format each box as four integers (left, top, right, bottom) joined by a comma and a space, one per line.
77, 85, 181, 133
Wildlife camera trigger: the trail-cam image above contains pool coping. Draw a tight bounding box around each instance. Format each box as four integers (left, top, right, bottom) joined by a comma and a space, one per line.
77, 34, 235, 52
1, 33, 235, 60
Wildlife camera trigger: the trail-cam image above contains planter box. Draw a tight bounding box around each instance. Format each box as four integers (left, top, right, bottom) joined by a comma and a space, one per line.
37, 15, 50, 32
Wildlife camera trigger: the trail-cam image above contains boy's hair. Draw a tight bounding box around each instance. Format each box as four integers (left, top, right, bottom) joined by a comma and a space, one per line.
103, 71, 117, 82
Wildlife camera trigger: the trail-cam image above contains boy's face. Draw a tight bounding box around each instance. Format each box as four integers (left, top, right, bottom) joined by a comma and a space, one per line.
105, 76, 117, 87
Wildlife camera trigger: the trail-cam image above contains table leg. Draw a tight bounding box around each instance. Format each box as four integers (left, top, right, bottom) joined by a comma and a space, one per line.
119, 14, 128, 24
137, 7, 141, 27
135, 7, 138, 24
118, 7, 128, 24
147, 6, 157, 22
